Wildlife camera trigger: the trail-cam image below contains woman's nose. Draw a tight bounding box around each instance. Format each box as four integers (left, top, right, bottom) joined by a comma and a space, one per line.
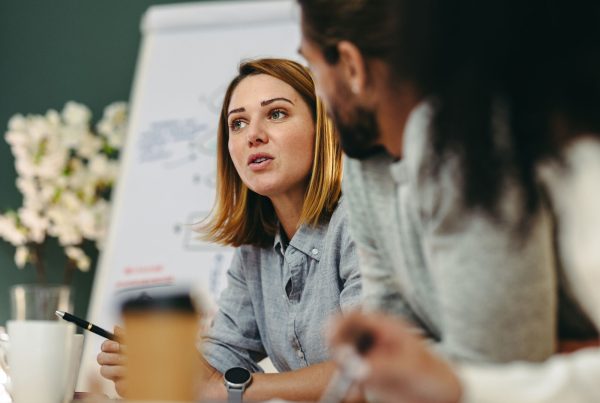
246, 122, 268, 146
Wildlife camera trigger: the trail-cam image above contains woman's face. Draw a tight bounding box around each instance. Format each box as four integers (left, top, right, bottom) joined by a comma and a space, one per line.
227, 74, 315, 200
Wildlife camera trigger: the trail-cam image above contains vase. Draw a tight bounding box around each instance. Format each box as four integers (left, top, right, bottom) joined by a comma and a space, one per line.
9, 284, 73, 320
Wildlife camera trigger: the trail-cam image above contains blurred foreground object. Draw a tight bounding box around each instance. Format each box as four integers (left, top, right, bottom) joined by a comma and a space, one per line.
121, 292, 204, 401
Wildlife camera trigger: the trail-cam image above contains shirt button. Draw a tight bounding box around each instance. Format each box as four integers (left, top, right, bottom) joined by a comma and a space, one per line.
311, 248, 319, 255
296, 349, 304, 359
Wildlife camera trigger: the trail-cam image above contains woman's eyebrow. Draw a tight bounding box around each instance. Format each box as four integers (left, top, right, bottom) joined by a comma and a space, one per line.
227, 107, 245, 117
261, 97, 294, 107
228, 97, 294, 117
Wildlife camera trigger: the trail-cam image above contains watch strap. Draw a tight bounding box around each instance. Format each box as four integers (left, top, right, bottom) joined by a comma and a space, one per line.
227, 386, 244, 403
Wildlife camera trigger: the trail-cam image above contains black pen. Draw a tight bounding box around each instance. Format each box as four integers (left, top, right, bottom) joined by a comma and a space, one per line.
55, 310, 117, 341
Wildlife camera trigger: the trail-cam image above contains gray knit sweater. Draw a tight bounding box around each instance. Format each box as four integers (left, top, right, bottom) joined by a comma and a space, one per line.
342, 102, 595, 364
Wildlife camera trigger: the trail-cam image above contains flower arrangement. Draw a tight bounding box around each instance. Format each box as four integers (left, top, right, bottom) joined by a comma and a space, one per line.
0, 101, 127, 283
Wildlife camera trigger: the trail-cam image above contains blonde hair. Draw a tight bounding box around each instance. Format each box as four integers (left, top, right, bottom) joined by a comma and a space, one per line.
201, 58, 342, 248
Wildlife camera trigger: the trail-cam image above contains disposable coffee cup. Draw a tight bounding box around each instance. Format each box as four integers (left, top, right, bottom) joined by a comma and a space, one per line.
121, 292, 204, 401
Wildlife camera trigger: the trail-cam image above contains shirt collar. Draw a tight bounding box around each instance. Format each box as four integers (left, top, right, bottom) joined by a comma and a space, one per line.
272, 221, 325, 262
390, 100, 433, 185
273, 226, 285, 255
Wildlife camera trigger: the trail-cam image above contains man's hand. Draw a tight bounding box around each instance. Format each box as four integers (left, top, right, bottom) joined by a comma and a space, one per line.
328, 311, 463, 403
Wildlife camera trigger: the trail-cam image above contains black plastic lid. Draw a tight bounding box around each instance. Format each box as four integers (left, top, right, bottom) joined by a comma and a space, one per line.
121, 292, 196, 313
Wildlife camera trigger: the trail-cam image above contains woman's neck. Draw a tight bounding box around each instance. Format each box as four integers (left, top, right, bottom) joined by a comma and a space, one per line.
270, 190, 305, 240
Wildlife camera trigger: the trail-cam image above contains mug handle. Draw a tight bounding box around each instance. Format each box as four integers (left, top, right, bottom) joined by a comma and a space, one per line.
0, 332, 12, 399
0, 332, 9, 373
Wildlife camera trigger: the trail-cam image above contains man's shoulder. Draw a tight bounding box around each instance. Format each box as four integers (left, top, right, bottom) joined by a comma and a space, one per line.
344, 152, 396, 189
345, 151, 394, 171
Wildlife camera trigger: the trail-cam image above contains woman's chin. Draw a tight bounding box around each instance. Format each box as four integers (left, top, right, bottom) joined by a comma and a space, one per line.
248, 184, 279, 199
247, 179, 306, 201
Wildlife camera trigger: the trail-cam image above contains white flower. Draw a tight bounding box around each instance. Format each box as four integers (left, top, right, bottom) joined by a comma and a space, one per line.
37, 178, 58, 204
47, 206, 83, 246
56, 227, 82, 246
59, 190, 82, 212
52, 174, 68, 189
80, 182, 98, 204
78, 199, 110, 240
2, 100, 127, 275
76, 132, 103, 159
7, 114, 27, 132
89, 154, 110, 179
16, 177, 37, 199
66, 161, 89, 192
14, 158, 37, 178
45, 109, 60, 126
7, 115, 68, 180
28, 114, 56, 143
37, 151, 68, 180
18, 207, 48, 244
14, 246, 30, 268
97, 101, 128, 149
23, 196, 45, 212
0, 214, 27, 246
94, 228, 108, 250
62, 101, 91, 127
77, 209, 97, 239
61, 126, 86, 149
65, 246, 90, 272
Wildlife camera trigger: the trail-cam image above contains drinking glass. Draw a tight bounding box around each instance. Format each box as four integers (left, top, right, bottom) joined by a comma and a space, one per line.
10, 284, 72, 320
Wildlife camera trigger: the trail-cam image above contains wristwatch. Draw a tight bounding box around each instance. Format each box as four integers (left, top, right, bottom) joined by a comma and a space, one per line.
223, 367, 252, 403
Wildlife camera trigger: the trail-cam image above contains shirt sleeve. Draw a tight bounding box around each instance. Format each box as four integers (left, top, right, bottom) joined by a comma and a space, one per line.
202, 248, 267, 373
420, 158, 557, 363
458, 349, 600, 402
343, 158, 424, 325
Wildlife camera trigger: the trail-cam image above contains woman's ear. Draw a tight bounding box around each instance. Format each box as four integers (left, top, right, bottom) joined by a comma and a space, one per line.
336, 40, 368, 96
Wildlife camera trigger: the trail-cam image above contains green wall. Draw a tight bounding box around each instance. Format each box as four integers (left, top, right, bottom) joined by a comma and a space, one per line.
0, 0, 218, 325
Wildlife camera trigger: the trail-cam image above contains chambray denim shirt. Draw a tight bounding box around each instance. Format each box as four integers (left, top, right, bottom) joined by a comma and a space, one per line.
202, 200, 361, 373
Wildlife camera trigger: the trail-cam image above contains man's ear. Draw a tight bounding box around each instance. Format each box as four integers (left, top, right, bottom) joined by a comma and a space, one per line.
336, 40, 368, 96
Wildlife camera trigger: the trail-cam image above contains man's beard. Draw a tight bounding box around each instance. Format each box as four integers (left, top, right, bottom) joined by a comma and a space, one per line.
330, 106, 385, 160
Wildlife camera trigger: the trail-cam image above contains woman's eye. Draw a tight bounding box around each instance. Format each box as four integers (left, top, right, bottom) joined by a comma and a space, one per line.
229, 119, 247, 132
270, 109, 287, 120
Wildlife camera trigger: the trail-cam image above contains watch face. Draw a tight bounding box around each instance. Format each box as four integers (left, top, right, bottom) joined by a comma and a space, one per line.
225, 367, 251, 385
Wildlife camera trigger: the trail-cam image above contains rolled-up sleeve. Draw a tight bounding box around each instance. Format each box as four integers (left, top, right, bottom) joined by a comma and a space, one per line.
202, 249, 267, 373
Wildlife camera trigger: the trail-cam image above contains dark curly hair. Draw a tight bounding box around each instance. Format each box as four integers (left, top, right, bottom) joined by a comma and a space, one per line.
298, 0, 600, 222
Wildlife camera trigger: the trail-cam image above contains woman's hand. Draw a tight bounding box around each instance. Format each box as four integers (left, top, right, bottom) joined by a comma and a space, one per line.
328, 311, 463, 403
96, 327, 128, 397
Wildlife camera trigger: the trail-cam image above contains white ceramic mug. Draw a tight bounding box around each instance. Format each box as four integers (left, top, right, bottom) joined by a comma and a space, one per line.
0, 321, 75, 403
65, 334, 84, 402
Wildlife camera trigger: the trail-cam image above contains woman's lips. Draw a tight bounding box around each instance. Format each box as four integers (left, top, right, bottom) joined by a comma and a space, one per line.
247, 153, 274, 165
248, 157, 273, 172
247, 153, 274, 171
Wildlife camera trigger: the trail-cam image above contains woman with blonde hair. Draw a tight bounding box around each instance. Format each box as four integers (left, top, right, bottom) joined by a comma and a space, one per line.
98, 58, 361, 401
